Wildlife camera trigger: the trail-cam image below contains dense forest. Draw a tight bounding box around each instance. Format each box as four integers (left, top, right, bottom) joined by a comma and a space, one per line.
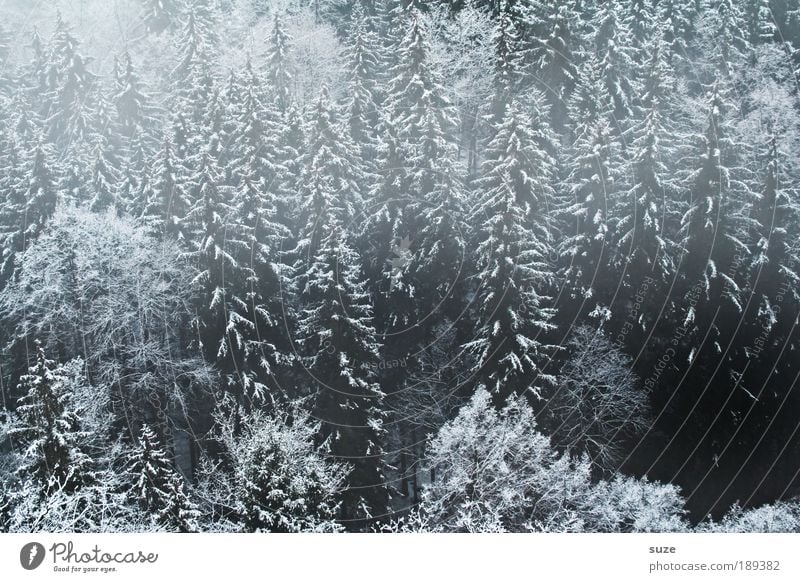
1, 0, 800, 533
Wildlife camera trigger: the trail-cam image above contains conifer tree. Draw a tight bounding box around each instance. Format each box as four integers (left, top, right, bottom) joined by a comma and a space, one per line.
119, 131, 151, 217
746, 0, 778, 45
358, 114, 408, 342
89, 137, 120, 213
489, 3, 523, 124
559, 55, 621, 313
113, 52, 157, 138
518, 0, 579, 129
0, 137, 28, 285
385, 8, 457, 192
11, 137, 58, 260
57, 143, 92, 206
183, 148, 238, 362
344, 6, 383, 166
745, 134, 799, 340
658, 0, 700, 70
587, 0, 640, 122
295, 87, 364, 263
466, 99, 558, 405
405, 154, 469, 333
217, 161, 293, 405
142, 135, 191, 240
128, 425, 199, 532
227, 59, 280, 191
678, 81, 753, 316
173, 0, 219, 86
266, 13, 293, 116
273, 104, 305, 228
0, 23, 11, 96
613, 32, 682, 286
42, 13, 98, 148
628, 0, 656, 48
9, 344, 94, 498
298, 225, 388, 528
704, 0, 750, 79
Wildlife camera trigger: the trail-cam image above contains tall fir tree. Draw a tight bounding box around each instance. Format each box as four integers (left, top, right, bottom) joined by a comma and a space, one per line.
113, 52, 158, 139
745, 0, 778, 45
182, 147, 238, 369
745, 135, 800, 339
266, 13, 293, 116
141, 134, 192, 241
677, 81, 753, 318
9, 344, 94, 498
227, 59, 281, 193
173, 0, 219, 86
298, 224, 388, 529
385, 8, 457, 195
658, 0, 700, 71
42, 13, 98, 149
88, 136, 120, 213
559, 54, 621, 316
612, 31, 683, 289
586, 0, 640, 123
704, 0, 750, 79
518, 0, 580, 130
217, 160, 292, 408
295, 87, 364, 263
119, 131, 152, 217
0, 136, 29, 285
343, 5, 383, 167
466, 99, 558, 405
489, 2, 523, 124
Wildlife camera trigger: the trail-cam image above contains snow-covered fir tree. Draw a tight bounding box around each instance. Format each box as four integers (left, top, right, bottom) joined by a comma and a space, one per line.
343, 5, 383, 166
8, 344, 95, 504
385, 7, 457, 196
113, 52, 158, 139
89, 136, 120, 213
559, 53, 621, 314
297, 224, 388, 529
517, 0, 580, 129
127, 425, 199, 532
295, 86, 364, 262
266, 13, 293, 115
677, 81, 752, 319
141, 134, 192, 240
196, 406, 345, 532
173, 0, 219, 86
465, 98, 558, 404
227, 59, 281, 193
612, 30, 683, 286
585, 0, 640, 123
0, 134, 58, 283
40, 13, 98, 149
